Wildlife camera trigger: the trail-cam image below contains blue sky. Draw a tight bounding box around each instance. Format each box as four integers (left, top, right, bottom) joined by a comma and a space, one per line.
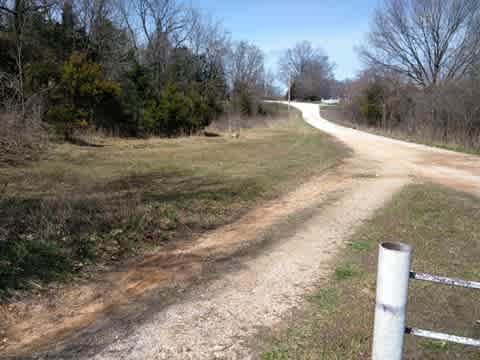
191, 0, 381, 80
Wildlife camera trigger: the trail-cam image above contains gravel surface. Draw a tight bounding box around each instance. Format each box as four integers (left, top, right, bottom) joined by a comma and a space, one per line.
89, 178, 406, 360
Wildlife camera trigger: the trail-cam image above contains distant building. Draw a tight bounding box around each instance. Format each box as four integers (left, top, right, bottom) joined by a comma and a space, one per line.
321, 98, 341, 105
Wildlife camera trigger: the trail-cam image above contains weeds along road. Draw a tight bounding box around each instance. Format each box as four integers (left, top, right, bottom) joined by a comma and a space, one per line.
23, 102, 480, 360
294, 101, 480, 195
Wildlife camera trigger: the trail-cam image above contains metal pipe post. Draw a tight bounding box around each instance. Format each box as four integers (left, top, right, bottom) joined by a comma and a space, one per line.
372, 242, 412, 360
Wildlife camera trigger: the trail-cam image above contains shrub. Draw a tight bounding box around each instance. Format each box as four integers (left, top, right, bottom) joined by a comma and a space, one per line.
157, 84, 194, 135
360, 82, 384, 126
47, 52, 121, 140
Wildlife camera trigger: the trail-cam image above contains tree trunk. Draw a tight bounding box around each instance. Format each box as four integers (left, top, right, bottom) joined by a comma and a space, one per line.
13, 0, 26, 122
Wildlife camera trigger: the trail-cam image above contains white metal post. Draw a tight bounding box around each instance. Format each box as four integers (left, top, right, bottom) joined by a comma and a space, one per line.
372, 242, 412, 360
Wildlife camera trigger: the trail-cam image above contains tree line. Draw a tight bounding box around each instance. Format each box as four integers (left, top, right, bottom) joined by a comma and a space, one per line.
343, 0, 480, 150
0, 0, 274, 144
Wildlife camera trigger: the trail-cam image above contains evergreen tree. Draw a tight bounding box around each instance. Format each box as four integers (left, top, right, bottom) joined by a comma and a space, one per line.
47, 52, 121, 139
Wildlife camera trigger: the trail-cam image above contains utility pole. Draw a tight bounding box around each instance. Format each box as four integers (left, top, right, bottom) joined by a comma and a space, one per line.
288, 78, 291, 112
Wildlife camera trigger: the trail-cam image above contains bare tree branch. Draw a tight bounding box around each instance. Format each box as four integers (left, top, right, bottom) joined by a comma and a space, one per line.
360, 0, 480, 88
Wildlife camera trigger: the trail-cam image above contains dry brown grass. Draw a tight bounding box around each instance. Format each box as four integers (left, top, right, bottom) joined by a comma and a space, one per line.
321, 105, 480, 155
262, 184, 480, 360
208, 102, 303, 132
0, 105, 348, 297
0, 112, 49, 166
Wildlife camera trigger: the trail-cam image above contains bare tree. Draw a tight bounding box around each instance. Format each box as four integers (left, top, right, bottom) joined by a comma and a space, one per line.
263, 69, 279, 98
360, 0, 480, 88
0, 0, 58, 119
227, 41, 265, 91
185, 9, 230, 64
278, 41, 335, 100
225, 41, 265, 115
128, 0, 195, 87
115, 0, 140, 52
69, 0, 133, 79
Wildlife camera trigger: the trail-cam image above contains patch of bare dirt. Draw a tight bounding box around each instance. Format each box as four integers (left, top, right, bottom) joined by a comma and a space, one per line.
0, 166, 350, 359
85, 176, 408, 360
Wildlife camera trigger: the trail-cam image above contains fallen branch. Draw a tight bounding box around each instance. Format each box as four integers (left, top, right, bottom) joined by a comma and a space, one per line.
204, 131, 222, 137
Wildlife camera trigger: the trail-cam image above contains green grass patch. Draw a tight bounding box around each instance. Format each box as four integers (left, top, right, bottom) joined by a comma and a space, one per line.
261, 184, 480, 359
309, 288, 338, 310
334, 264, 358, 280
348, 241, 372, 251
0, 104, 348, 297
420, 340, 450, 352
262, 349, 290, 360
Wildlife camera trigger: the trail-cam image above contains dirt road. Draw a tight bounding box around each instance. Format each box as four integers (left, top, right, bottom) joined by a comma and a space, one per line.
8, 102, 480, 359
298, 102, 480, 195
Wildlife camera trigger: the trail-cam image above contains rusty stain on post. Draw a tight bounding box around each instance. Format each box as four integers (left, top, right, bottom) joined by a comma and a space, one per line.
410, 271, 480, 290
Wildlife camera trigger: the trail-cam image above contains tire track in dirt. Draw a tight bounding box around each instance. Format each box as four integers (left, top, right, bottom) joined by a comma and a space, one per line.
1, 165, 352, 359
86, 176, 408, 360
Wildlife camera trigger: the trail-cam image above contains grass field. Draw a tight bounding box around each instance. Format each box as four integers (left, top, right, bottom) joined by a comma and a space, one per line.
262, 184, 480, 360
0, 104, 348, 297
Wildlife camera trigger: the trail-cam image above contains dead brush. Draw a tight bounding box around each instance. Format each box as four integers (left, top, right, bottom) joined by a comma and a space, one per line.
0, 108, 49, 166
0, 183, 7, 198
